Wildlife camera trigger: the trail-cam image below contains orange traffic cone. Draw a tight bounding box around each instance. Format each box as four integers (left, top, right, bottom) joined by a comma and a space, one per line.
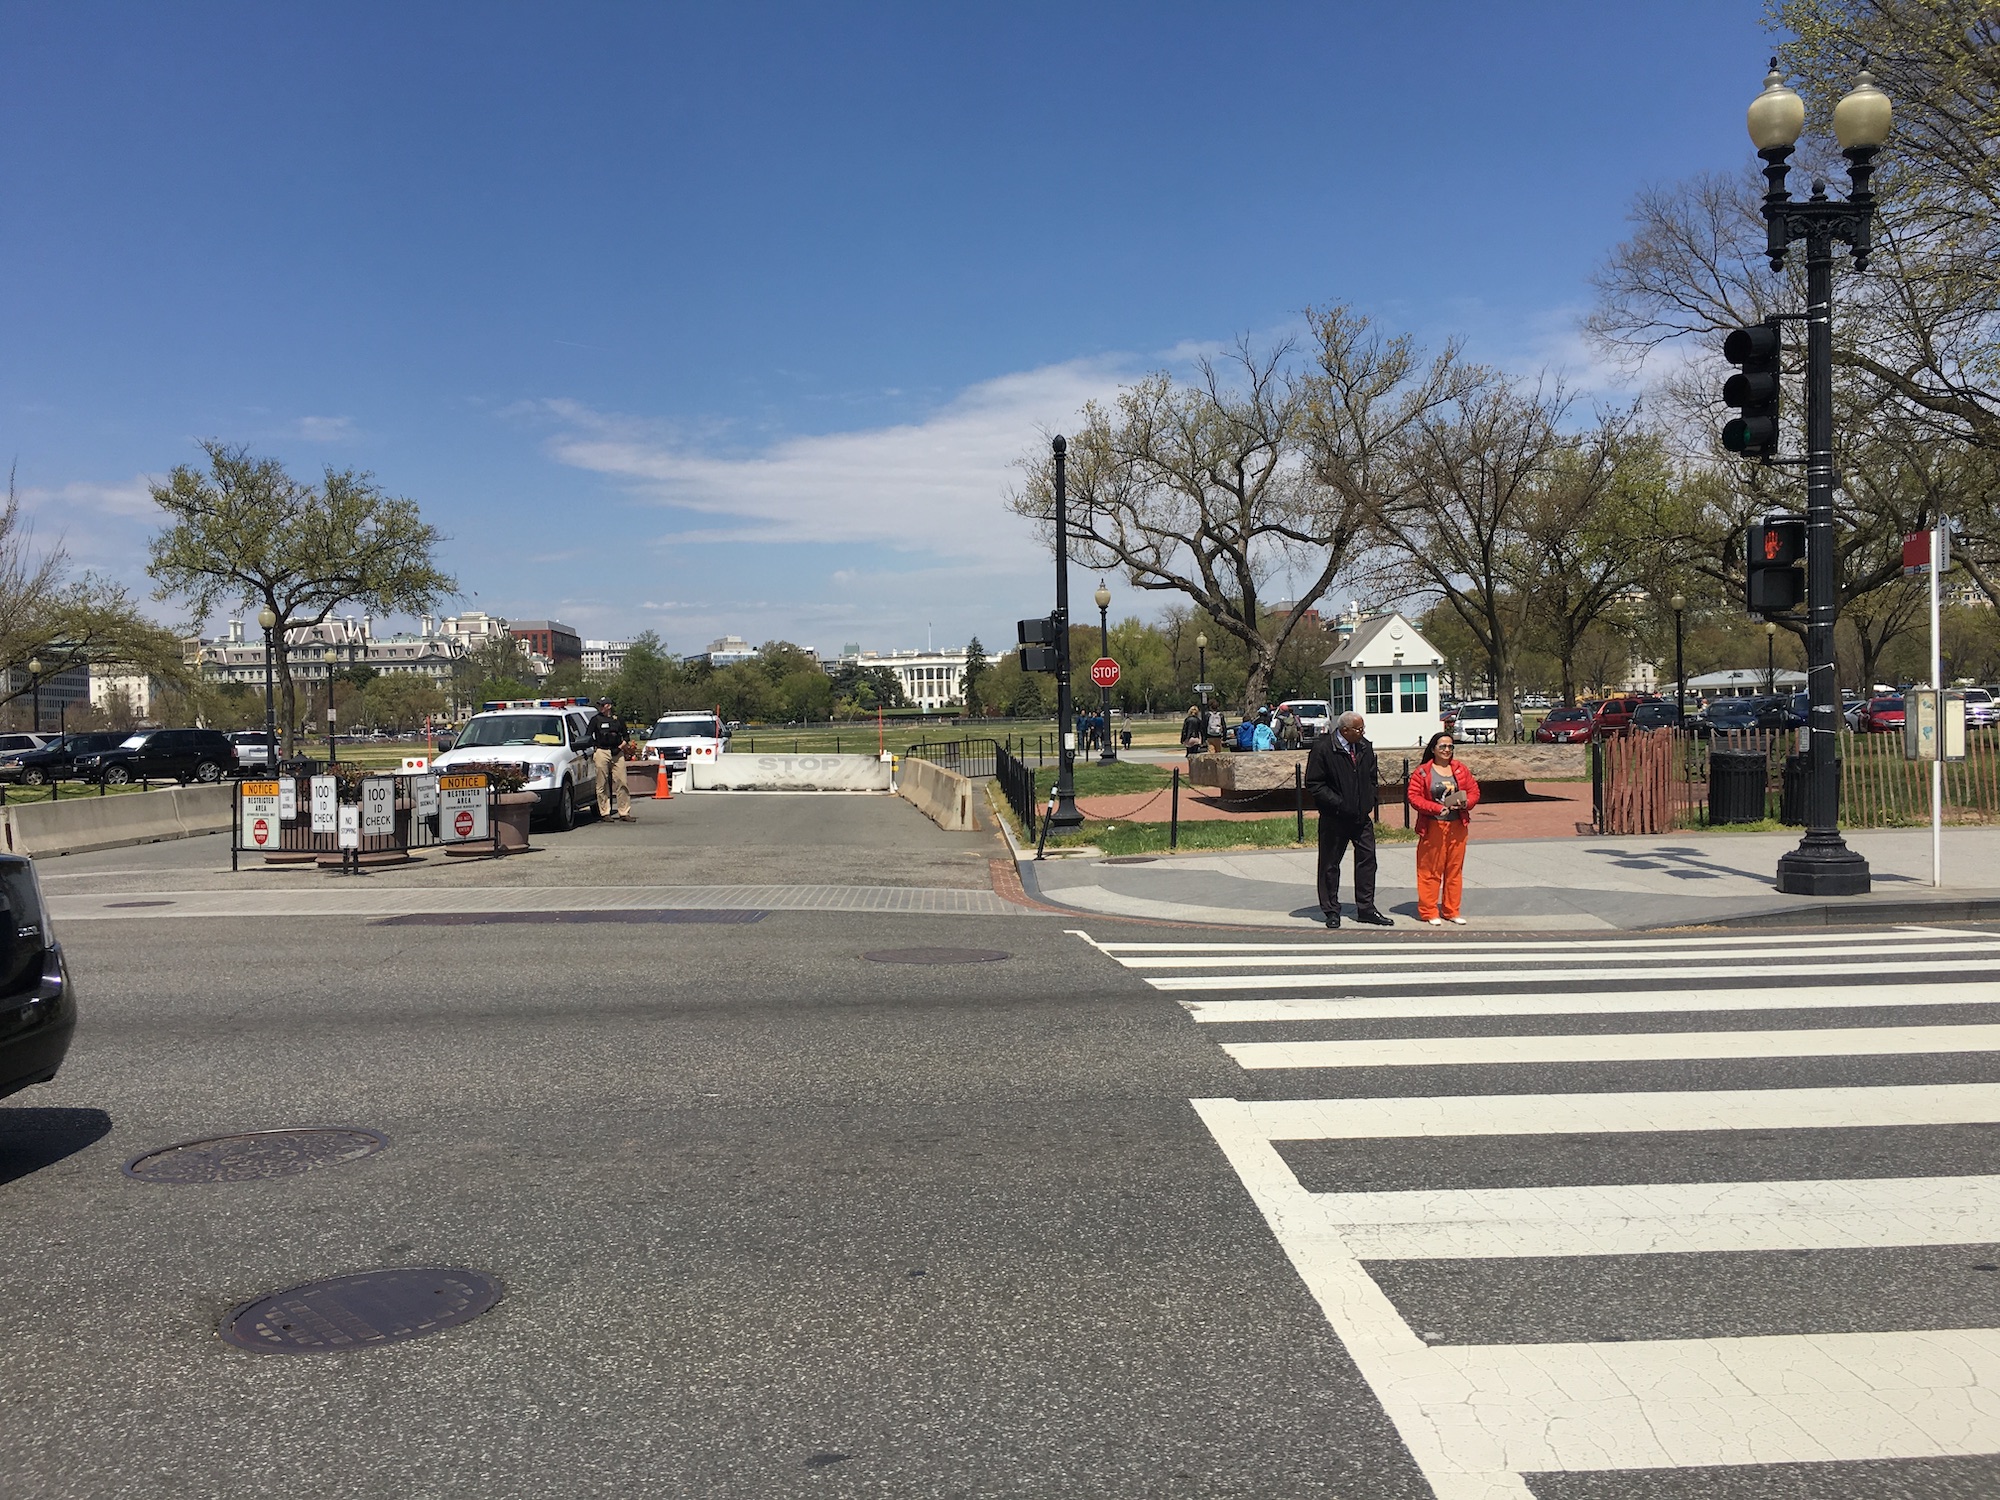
654, 762, 672, 799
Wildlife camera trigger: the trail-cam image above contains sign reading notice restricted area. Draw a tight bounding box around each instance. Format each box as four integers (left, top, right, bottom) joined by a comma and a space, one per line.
438, 772, 488, 844
238, 780, 281, 851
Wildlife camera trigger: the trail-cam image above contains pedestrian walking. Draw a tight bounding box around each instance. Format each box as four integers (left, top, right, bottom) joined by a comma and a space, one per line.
1304, 710, 1392, 929
1180, 704, 1204, 760
591, 696, 634, 821
1407, 730, 1480, 926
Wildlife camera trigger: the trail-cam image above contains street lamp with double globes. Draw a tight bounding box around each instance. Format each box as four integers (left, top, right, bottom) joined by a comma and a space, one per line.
257, 605, 278, 750
1747, 60, 1890, 897
1670, 595, 1686, 727
26, 657, 40, 736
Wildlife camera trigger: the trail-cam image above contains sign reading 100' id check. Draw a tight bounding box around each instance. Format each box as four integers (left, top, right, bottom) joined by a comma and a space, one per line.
439, 772, 488, 843
238, 780, 282, 850
360, 776, 396, 838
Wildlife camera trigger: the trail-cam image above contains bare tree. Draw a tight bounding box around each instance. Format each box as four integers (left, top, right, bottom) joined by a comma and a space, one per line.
1010, 337, 1363, 712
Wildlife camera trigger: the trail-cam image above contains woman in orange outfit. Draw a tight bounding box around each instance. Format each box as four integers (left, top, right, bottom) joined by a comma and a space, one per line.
1407, 731, 1480, 926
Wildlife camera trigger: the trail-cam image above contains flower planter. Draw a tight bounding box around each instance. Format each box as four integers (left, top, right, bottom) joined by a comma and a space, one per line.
491, 791, 538, 852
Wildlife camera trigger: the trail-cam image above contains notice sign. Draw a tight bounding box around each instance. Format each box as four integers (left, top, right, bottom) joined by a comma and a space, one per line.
360, 776, 395, 838
413, 774, 439, 819
337, 804, 360, 850
239, 780, 281, 850
439, 772, 488, 844
309, 775, 338, 835
278, 776, 297, 822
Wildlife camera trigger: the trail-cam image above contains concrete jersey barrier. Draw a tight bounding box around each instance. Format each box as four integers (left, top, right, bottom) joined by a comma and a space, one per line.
2, 781, 232, 858
897, 757, 976, 832
691, 753, 893, 792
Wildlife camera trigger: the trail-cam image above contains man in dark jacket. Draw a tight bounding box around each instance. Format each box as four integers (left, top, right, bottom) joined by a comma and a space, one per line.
1303, 710, 1392, 929
590, 697, 634, 822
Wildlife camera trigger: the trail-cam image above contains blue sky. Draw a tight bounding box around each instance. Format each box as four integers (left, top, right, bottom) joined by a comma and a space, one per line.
2, 1, 1772, 656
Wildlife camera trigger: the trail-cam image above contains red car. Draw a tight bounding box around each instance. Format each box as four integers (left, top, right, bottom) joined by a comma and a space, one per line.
1589, 696, 1654, 738
1857, 696, 1905, 734
1534, 707, 1592, 744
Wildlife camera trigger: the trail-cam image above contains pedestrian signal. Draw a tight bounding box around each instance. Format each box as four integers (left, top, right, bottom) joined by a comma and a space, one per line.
1745, 517, 1806, 613
1017, 615, 1060, 674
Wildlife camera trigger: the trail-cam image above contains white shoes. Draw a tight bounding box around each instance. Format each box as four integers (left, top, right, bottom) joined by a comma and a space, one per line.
1427, 917, 1443, 927
1449, 916, 1467, 925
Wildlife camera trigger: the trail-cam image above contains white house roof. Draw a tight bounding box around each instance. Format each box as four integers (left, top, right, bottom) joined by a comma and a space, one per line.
1321, 612, 1442, 671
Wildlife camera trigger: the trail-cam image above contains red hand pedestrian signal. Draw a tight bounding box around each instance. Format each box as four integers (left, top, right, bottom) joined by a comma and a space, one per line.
1764, 531, 1782, 561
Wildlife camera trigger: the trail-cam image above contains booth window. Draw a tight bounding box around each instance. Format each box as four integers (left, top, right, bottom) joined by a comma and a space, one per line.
1398, 673, 1429, 714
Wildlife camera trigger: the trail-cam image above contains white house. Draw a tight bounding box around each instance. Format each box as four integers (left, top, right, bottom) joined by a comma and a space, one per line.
1321, 611, 1447, 749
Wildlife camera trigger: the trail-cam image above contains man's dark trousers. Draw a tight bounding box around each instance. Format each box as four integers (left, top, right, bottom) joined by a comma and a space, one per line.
1317, 814, 1377, 916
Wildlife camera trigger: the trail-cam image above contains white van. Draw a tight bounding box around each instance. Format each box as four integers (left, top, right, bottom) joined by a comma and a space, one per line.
1451, 701, 1500, 743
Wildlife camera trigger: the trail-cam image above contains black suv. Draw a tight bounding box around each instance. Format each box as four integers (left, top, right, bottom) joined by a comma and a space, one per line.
74, 728, 236, 785
0, 856, 72, 1100
0, 731, 127, 785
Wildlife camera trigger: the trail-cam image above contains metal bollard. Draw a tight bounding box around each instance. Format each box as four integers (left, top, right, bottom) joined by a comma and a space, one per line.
1170, 767, 1180, 851
1402, 757, 1411, 828
1295, 763, 1305, 841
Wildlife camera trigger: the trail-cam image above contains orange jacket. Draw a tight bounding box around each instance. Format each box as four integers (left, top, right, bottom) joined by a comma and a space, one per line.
1406, 758, 1481, 832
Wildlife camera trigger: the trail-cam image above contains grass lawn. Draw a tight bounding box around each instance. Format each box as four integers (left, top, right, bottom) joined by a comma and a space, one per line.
1031, 762, 1174, 799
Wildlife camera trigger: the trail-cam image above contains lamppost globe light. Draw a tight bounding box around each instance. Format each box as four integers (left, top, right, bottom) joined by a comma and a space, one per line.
1670, 594, 1686, 613
1094, 582, 1110, 611
1833, 68, 1893, 152
257, 605, 277, 630
26, 657, 38, 676
1766, 620, 1777, 636
1196, 633, 1207, 650
1747, 60, 1806, 152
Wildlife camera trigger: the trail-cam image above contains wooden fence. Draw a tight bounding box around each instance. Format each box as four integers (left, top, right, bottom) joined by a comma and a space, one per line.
1596, 725, 2000, 831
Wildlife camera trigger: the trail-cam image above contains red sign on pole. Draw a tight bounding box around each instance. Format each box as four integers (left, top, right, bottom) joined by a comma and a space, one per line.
454, 809, 475, 838
1090, 657, 1121, 689
251, 817, 270, 847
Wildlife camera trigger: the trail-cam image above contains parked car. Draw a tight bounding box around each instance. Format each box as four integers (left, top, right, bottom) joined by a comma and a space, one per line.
1631, 702, 1683, 731
1588, 696, 1653, 737
1962, 687, 1996, 729
1533, 707, 1593, 744
1693, 698, 1761, 737
1857, 696, 1906, 734
228, 730, 279, 771
1747, 694, 1804, 728
1450, 701, 1501, 743
1275, 699, 1330, 739
1843, 696, 1868, 730
0, 730, 127, 785
73, 727, 238, 785
430, 700, 601, 831
0, 733, 52, 757
0, 855, 73, 1101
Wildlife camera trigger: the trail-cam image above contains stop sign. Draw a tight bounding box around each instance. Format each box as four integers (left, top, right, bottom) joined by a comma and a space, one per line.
1090, 657, 1121, 689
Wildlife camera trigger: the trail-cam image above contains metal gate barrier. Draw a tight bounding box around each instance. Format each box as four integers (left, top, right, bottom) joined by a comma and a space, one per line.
232, 770, 496, 871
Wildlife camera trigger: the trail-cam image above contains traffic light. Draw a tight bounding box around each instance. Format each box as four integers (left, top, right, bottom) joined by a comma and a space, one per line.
1723, 320, 1783, 459
1017, 615, 1060, 673
1745, 517, 1806, 613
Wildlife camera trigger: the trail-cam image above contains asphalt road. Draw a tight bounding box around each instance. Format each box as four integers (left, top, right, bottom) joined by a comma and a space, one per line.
6, 796, 2000, 1498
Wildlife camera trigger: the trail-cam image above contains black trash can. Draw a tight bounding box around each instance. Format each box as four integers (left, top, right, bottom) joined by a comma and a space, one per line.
1708, 748, 1767, 825
1779, 750, 1840, 826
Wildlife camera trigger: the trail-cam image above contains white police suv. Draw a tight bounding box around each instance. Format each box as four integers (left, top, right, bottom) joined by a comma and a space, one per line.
429, 699, 602, 831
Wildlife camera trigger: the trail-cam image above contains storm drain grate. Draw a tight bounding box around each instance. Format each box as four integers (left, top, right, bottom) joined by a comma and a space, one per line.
862, 948, 1011, 965
376, 909, 766, 926
1101, 856, 1159, 864
123, 1127, 388, 1183
220, 1267, 503, 1353
104, 900, 175, 908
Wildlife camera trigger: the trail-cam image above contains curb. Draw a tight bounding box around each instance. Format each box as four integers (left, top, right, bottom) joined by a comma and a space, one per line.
1650, 896, 2000, 930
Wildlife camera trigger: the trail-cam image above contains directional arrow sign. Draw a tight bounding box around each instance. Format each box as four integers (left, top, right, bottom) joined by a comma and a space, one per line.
1090, 657, 1121, 689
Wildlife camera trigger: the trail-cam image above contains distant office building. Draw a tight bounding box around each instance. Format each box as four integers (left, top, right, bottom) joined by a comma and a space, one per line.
705, 635, 758, 668
438, 610, 510, 649
583, 639, 633, 674
8, 662, 89, 732
196, 615, 465, 704
89, 663, 168, 722
507, 620, 582, 677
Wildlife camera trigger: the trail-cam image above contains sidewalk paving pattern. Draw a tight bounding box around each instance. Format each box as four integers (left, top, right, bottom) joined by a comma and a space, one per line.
1029, 826, 2000, 930
1080, 924, 2000, 1497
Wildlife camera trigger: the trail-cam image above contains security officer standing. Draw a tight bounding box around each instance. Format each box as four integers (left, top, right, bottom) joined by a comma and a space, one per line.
1303, 709, 1393, 929
591, 696, 634, 822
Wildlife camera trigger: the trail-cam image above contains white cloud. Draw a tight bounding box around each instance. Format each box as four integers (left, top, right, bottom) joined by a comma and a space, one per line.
293, 415, 356, 442
533, 357, 1133, 560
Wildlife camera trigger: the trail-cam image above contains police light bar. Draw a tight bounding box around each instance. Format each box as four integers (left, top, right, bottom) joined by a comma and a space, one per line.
481, 698, 583, 710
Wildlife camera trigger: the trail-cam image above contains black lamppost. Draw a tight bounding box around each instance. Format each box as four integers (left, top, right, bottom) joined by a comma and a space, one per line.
258, 605, 278, 750
1196, 633, 1208, 708
1765, 619, 1777, 695
1046, 436, 1082, 831
27, 657, 40, 735
1671, 595, 1686, 726
1748, 60, 1890, 897
1094, 580, 1117, 763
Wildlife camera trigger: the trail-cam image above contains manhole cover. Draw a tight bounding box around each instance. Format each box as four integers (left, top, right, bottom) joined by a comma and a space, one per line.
862, 948, 1011, 965
375, 910, 765, 926
220, 1266, 503, 1353
123, 1127, 388, 1184
1102, 855, 1158, 864
104, 900, 174, 908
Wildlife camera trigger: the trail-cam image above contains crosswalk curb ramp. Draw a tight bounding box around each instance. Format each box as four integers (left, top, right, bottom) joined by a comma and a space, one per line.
1075, 923, 2000, 1498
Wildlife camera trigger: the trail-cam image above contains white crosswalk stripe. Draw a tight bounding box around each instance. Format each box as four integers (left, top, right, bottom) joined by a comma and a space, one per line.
1077, 924, 2000, 1499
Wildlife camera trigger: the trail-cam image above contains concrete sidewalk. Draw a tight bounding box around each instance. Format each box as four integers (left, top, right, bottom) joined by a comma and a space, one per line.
1022, 825, 2000, 930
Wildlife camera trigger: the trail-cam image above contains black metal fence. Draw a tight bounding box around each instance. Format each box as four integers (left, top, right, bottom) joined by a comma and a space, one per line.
230, 771, 488, 871
902, 738, 1001, 779
995, 743, 1037, 839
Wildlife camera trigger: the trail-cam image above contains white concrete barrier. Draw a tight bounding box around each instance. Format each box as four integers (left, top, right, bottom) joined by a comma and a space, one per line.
897, 757, 976, 831
3, 784, 205, 858
690, 753, 893, 792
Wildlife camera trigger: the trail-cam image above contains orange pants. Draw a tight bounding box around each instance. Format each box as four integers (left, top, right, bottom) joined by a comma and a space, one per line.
1416, 818, 1469, 920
